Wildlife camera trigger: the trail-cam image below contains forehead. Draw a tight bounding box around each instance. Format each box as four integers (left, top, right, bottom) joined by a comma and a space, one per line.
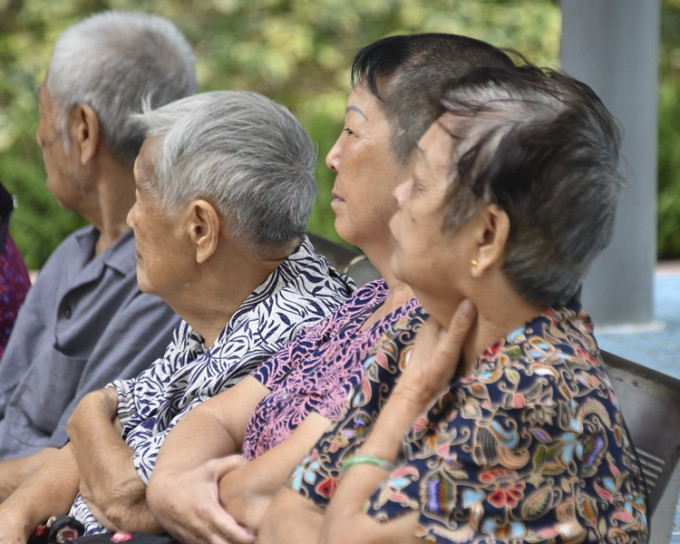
347, 85, 385, 119
38, 80, 52, 111
134, 137, 160, 181
415, 121, 454, 170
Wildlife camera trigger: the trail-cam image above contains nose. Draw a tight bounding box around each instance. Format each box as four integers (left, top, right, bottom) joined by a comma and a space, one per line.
325, 136, 342, 172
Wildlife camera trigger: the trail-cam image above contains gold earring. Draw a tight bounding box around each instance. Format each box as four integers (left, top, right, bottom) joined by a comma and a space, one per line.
470, 259, 478, 267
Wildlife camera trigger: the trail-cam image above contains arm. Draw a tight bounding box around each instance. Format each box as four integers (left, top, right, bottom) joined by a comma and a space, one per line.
0, 448, 59, 503
257, 488, 325, 544
146, 376, 271, 543
67, 387, 157, 532
319, 300, 476, 544
0, 444, 79, 543
218, 411, 333, 530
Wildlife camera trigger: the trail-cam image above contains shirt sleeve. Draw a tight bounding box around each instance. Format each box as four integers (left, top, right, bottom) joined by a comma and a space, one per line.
47, 292, 180, 446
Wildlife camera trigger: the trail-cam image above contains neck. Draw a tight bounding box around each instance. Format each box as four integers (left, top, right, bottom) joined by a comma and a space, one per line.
462, 287, 547, 375
359, 242, 415, 329
85, 154, 136, 256
424, 272, 548, 376
176, 248, 285, 348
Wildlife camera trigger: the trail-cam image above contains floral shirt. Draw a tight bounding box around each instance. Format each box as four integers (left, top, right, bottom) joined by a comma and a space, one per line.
0, 235, 30, 359
70, 237, 354, 534
243, 279, 419, 459
289, 301, 648, 543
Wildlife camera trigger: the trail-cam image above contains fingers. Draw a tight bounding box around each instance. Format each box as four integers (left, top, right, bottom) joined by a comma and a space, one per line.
212, 455, 247, 479
440, 299, 477, 359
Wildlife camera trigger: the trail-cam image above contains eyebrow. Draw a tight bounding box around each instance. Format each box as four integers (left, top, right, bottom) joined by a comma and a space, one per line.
346, 105, 367, 121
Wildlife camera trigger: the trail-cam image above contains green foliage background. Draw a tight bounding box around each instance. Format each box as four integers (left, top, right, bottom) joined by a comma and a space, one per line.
0, 0, 561, 269
1, 0, 677, 267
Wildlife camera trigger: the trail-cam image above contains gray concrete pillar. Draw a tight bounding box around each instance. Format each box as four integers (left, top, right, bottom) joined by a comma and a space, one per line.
560, 0, 660, 328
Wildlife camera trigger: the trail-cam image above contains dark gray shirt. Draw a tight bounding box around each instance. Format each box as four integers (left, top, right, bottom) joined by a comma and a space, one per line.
0, 225, 179, 458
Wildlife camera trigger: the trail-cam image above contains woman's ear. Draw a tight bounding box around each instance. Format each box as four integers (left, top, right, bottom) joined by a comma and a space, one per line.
70, 103, 100, 165
471, 203, 510, 277
187, 200, 220, 264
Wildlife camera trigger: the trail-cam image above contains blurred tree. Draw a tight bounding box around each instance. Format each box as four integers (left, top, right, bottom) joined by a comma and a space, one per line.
659, 0, 680, 259
1, 0, 562, 268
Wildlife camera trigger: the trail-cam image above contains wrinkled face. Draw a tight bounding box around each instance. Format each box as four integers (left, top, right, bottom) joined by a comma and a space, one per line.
325, 84, 404, 251
36, 80, 84, 211
127, 137, 192, 304
390, 120, 473, 319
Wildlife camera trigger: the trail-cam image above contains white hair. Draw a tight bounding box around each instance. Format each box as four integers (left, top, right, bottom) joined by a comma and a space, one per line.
47, 11, 197, 162
134, 91, 318, 253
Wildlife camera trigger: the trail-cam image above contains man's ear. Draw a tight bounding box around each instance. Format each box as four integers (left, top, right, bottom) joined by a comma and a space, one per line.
187, 199, 220, 264
471, 203, 510, 277
70, 103, 100, 165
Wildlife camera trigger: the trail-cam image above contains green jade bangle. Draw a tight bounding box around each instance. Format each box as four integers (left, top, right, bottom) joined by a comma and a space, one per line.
341, 454, 395, 473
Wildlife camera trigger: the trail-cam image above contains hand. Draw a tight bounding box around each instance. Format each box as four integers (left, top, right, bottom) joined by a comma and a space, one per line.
147, 454, 255, 544
393, 299, 476, 409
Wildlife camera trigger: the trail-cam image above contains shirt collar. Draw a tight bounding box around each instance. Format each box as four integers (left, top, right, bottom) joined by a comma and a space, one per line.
74, 226, 136, 276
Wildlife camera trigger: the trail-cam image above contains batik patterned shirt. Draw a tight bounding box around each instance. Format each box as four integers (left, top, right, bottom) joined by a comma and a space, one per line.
70, 237, 354, 534
242, 279, 419, 459
289, 301, 648, 543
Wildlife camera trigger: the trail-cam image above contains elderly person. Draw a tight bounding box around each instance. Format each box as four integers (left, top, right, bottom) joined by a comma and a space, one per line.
141, 34, 515, 544
260, 64, 648, 543
0, 90, 353, 541
0, 11, 194, 499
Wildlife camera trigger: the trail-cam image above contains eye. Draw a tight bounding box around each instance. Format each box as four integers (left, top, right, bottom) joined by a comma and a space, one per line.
343, 127, 355, 137
411, 175, 425, 195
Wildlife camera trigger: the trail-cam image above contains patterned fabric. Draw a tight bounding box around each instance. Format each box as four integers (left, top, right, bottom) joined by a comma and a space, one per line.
242, 279, 419, 459
289, 301, 648, 543
70, 237, 354, 534
0, 226, 179, 459
0, 235, 30, 359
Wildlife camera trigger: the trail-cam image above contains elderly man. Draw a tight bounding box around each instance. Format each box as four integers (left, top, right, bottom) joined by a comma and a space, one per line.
0, 90, 354, 540
0, 11, 196, 499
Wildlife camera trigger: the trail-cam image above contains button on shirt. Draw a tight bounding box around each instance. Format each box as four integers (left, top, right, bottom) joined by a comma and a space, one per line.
0, 226, 180, 458
70, 236, 355, 534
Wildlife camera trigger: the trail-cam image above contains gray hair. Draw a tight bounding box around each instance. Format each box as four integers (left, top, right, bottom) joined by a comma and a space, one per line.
134, 91, 317, 254
434, 65, 623, 307
47, 11, 197, 163
350, 33, 515, 167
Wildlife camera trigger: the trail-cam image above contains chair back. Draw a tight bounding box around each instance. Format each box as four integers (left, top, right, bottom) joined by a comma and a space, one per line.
602, 349, 680, 518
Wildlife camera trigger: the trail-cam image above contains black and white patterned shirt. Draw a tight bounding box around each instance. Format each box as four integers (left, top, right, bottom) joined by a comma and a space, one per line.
70, 237, 355, 534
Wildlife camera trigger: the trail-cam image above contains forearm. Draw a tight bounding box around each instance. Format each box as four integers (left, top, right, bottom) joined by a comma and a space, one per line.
0, 444, 79, 540
321, 301, 476, 544
219, 413, 332, 530
319, 392, 424, 544
146, 378, 268, 543
154, 406, 241, 480
257, 488, 325, 544
67, 387, 147, 530
0, 448, 60, 503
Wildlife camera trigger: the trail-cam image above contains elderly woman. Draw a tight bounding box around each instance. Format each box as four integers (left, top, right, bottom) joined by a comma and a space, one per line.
0, 90, 354, 540
143, 34, 516, 544
260, 65, 648, 543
